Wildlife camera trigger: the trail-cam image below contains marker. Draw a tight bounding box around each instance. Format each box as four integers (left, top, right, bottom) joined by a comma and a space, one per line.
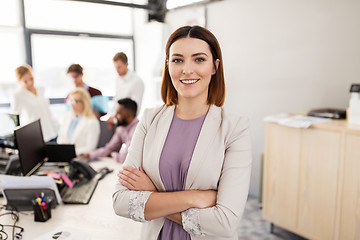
41, 201, 47, 210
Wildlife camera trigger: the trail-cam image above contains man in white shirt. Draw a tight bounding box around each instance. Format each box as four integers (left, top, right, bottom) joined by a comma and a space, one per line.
107, 52, 144, 128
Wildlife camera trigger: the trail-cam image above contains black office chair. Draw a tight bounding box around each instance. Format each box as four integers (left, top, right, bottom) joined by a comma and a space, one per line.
97, 120, 115, 148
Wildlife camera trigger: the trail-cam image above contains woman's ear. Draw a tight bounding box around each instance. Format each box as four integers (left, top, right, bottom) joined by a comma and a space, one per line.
212, 59, 220, 75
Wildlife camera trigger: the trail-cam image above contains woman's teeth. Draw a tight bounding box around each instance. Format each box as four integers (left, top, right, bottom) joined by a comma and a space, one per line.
180, 79, 199, 84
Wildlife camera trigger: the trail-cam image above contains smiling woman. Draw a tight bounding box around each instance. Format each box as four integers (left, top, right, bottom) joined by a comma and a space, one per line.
113, 25, 252, 240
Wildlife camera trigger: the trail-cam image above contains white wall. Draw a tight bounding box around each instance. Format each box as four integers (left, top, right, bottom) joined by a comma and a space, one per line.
166, 0, 360, 197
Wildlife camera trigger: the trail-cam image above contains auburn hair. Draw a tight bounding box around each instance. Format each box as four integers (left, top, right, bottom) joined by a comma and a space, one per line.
15, 65, 33, 81
161, 25, 225, 106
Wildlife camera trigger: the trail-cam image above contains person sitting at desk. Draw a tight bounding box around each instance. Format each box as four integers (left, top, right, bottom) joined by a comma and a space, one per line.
80, 98, 138, 163
11, 65, 58, 142
57, 88, 100, 155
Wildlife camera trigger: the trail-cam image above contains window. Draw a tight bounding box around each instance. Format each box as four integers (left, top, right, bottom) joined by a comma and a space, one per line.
0, 0, 24, 104
31, 34, 133, 98
0, 0, 19, 27
0, 30, 25, 103
166, 0, 206, 10
25, 0, 133, 35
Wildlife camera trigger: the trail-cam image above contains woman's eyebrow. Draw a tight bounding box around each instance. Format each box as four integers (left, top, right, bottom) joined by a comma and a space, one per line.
171, 52, 209, 57
171, 53, 183, 57
192, 52, 208, 57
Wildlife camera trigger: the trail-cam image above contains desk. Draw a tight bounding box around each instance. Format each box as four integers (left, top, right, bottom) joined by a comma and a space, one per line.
0, 158, 142, 240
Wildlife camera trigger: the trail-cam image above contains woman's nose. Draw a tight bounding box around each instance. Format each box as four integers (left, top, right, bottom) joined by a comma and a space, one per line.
182, 62, 194, 75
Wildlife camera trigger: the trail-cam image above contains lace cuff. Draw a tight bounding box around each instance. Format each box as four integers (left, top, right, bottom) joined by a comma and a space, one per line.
129, 191, 152, 222
181, 208, 205, 237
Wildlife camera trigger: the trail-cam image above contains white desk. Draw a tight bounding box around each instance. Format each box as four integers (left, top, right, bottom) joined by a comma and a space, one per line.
0, 158, 142, 240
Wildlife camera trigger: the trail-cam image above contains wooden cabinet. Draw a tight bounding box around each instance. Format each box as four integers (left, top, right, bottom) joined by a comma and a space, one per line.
263, 121, 360, 240
339, 134, 360, 239
263, 124, 301, 230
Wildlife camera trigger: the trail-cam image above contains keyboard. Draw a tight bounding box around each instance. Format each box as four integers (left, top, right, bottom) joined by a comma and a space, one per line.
61, 175, 100, 204
60, 167, 112, 204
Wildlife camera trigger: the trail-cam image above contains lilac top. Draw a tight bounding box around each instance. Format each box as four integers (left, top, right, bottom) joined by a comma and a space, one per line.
157, 113, 206, 240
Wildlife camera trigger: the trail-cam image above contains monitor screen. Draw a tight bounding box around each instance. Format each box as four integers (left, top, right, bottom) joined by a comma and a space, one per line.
0, 113, 20, 137
14, 120, 47, 176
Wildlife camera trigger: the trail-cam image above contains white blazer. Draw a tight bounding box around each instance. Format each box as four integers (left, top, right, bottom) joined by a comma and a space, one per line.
11, 86, 58, 142
57, 112, 100, 155
113, 104, 252, 239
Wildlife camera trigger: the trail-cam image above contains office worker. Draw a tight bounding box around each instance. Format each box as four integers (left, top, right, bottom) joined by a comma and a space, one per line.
67, 64, 102, 98
113, 26, 252, 239
80, 98, 139, 163
107, 52, 144, 128
67, 64, 107, 117
11, 65, 58, 142
57, 88, 100, 155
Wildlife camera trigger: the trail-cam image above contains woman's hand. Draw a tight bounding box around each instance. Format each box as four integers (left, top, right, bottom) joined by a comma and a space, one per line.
118, 166, 157, 192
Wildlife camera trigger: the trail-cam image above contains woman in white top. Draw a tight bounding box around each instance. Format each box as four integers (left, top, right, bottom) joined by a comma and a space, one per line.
57, 88, 100, 155
11, 65, 58, 142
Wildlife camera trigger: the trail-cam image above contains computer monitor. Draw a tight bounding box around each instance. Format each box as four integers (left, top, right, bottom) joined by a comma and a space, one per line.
14, 120, 48, 176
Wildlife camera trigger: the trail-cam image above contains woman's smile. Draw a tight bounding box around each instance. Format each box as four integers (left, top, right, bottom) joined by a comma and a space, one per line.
180, 79, 200, 85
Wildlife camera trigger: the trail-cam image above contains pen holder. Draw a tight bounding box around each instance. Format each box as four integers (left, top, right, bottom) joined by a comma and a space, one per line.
32, 199, 51, 222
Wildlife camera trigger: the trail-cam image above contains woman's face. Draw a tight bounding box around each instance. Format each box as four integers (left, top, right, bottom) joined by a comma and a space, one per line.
68, 95, 84, 115
19, 72, 34, 91
168, 37, 218, 103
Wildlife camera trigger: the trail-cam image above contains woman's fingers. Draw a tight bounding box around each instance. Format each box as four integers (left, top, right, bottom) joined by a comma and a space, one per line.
120, 169, 139, 181
119, 178, 136, 190
122, 166, 142, 177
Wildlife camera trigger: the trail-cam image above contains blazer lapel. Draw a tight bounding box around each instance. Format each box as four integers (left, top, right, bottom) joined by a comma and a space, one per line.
185, 105, 222, 189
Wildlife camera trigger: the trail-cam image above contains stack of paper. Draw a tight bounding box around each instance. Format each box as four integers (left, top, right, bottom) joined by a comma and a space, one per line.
264, 113, 331, 128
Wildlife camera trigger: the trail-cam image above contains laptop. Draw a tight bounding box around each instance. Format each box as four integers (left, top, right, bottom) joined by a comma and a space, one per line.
45, 143, 76, 163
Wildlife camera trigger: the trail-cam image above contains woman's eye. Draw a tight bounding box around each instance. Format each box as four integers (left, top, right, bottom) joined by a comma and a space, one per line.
172, 59, 182, 63
195, 58, 205, 62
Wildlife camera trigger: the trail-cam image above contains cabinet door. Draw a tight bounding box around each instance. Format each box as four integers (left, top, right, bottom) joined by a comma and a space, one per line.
298, 129, 341, 240
263, 123, 301, 230
339, 134, 360, 240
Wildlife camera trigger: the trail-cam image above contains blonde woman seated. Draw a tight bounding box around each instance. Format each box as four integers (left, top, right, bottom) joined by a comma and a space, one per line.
57, 88, 100, 155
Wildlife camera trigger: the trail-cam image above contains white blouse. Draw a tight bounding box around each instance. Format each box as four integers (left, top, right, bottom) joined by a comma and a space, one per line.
57, 112, 100, 155
11, 87, 58, 142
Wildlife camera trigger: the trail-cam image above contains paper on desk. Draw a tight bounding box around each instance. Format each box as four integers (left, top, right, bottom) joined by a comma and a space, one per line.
34, 226, 91, 240
264, 113, 330, 128
0, 174, 62, 204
